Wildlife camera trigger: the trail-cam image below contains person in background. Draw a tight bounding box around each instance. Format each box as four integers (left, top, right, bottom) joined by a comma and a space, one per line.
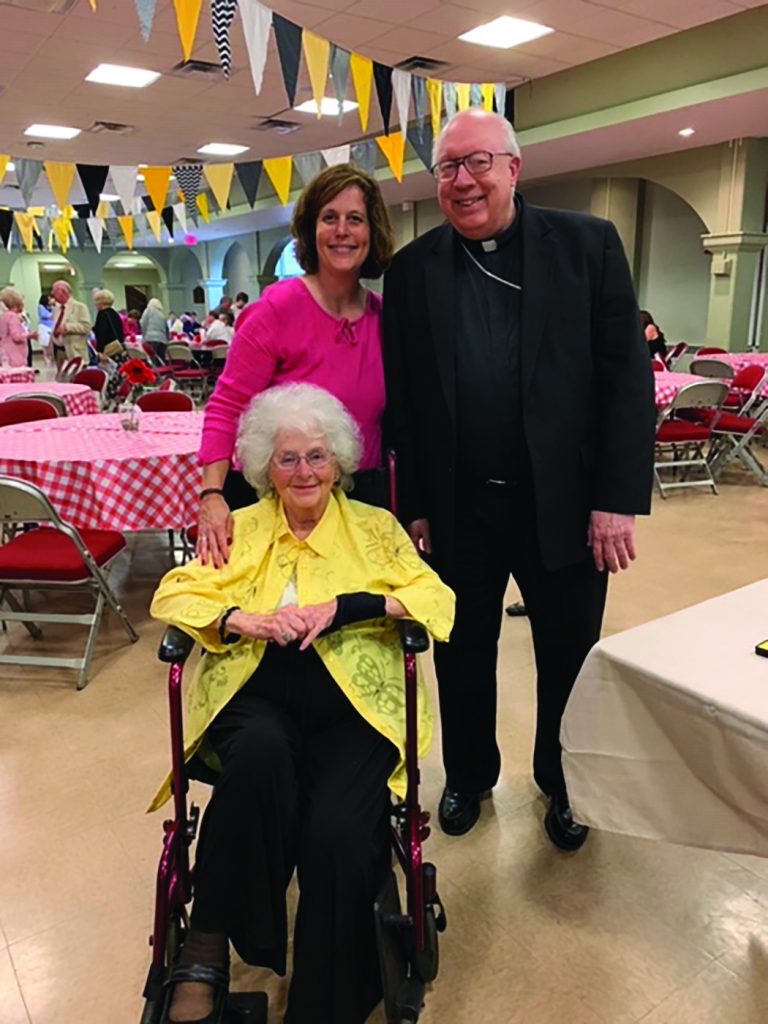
169, 312, 185, 336
140, 297, 169, 362
37, 293, 54, 367
234, 292, 249, 321
196, 163, 395, 569
92, 289, 125, 353
640, 310, 668, 361
0, 286, 37, 367
122, 309, 141, 342
182, 312, 202, 337
51, 279, 91, 368
213, 295, 234, 317
206, 311, 235, 344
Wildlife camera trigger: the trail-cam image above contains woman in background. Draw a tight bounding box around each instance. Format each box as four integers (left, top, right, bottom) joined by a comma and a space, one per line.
92, 289, 125, 353
640, 310, 668, 361
37, 293, 54, 367
140, 298, 169, 361
0, 287, 36, 367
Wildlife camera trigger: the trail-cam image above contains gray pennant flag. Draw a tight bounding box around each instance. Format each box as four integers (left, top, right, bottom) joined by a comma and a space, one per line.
443, 82, 457, 120
294, 153, 323, 187
134, 0, 157, 41
15, 159, 43, 207
330, 45, 351, 124
350, 142, 377, 174
407, 123, 434, 171
72, 220, 89, 248
411, 76, 427, 131
470, 83, 483, 108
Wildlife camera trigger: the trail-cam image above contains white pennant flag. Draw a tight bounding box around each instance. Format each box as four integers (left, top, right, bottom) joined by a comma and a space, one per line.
392, 69, 411, 138
494, 82, 506, 116
132, 196, 145, 216
87, 216, 104, 254
173, 201, 187, 235
240, 0, 272, 95
110, 165, 138, 216
321, 145, 351, 167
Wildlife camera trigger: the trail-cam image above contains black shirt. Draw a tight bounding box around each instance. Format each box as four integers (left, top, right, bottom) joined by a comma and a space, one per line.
454, 194, 529, 482
93, 307, 124, 353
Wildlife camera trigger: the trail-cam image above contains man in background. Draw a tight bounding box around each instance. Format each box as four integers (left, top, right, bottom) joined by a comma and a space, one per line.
51, 279, 92, 368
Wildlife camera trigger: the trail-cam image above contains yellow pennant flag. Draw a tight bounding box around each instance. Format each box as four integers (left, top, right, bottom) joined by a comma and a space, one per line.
375, 132, 406, 184
146, 209, 163, 243
52, 214, 70, 252
44, 161, 76, 212
14, 212, 35, 252
97, 200, 111, 219
0, 156, 9, 184
143, 166, 172, 214
117, 215, 134, 250
263, 156, 293, 206
203, 163, 235, 213
87, 0, 96, 9
196, 193, 211, 223
480, 83, 494, 111
302, 30, 331, 118
350, 53, 373, 133
426, 79, 443, 136
456, 83, 471, 112
173, 0, 203, 62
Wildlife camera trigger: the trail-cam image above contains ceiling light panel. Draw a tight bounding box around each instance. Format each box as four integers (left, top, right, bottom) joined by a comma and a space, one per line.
24, 123, 80, 139
85, 63, 160, 88
294, 97, 358, 116
459, 16, 554, 49
197, 142, 250, 156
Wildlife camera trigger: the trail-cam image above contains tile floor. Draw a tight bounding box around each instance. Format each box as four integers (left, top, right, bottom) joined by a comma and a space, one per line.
2, 478, 768, 1024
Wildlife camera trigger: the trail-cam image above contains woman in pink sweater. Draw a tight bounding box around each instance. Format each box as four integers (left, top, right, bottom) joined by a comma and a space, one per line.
197, 165, 394, 567
0, 287, 36, 367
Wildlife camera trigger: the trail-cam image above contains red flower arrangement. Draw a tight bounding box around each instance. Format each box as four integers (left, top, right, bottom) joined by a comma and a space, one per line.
119, 358, 157, 389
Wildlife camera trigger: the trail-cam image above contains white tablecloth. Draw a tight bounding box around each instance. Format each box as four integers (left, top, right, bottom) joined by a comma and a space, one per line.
562, 579, 768, 856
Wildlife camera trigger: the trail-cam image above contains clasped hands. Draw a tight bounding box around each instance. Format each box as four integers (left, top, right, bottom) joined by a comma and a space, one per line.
225, 601, 336, 652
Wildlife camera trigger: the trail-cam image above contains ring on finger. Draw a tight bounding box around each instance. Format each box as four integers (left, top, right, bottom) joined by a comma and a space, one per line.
282, 631, 292, 642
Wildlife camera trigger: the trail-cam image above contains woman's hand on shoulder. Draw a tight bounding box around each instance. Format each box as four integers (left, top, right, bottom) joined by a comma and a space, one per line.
297, 600, 337, 651
197, 493, 233, 567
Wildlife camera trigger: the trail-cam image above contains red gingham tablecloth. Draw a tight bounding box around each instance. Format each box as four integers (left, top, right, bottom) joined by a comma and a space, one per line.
0, 367, 35, 384
698, 353, 768, 397
654, 371, 710, 408
0, 411, 203, 531
0, 382, 99, 417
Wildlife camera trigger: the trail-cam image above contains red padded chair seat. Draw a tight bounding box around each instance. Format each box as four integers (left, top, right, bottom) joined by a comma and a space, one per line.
0, 527, 125, 581
711, 411, 764, 434
656, 420, 710, 442
174, 369, 208, 380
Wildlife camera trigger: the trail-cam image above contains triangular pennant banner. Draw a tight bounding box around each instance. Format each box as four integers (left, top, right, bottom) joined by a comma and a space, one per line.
143, 166, 171, 212
52, 214, 70, 252
239, 0, 272, 95
196, 193, 211, 223
302, 30, 330, 118
134, 0, 157, 41
110, 165, 137, 215
350, 53, 373, 133
350, 141, 377, 174
456, 83, 470, 112
480, 83, 494, 111
470, 83, 482, 108
174, 163, 203, 221
117, 215, 134, 249
330, 45, 351, 124
0, 156, 9, 185
97, 200, 111, 220
87, 0, 96, 9
15, 159, 43, 207
411, 76, 427, 131
161, 206, 174, 235
263, 156, 293, 205
373, 63, 393, 136
212, 0, 238, 78
426, 79, 443, 136
392, 68, 411, 138
203, 162, 234, 212
494, 82, 507, 116
73, 202, 91, 220
407, 122, 433, 171
375, 132, 406, 183
132, 196, 145, 216
320, 145, 351, 167
0, 209, 12, 249
173, 201, 187, 234
146, 209, 163, 242
71, 219, 88, 248
294, 152, 323, 187
14, 212, 35, 252
235, 160, 262, 208
172, 0, 203, 62
272, 13, 302, 107
76, 164, 109, 215
443, 82, 457, 120
87, 216, 104, 254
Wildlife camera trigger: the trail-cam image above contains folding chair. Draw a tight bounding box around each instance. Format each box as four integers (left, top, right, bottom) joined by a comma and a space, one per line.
0, 398, 60, 426
125, 345, 152, 363
136, 391, 194, 412
166, 343, 208, 402
722, 365, 766, 414
654, 380, 729, 498
666, 342, 688, 370
651, 357, 666, 372
72, 367, 107, 396
689, 358, 734, 380
697, 347, 727, 355
207, 344, 228, 386
0, 477, 138, 689
56, 356, 83, 382
5, 392, 67, 416
707, 404, 768, 485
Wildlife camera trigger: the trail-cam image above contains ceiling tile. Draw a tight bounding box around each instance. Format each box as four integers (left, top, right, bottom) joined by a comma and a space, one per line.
345, 0, 442, 24
406, 4, 493, 36
311, 11, 396, 46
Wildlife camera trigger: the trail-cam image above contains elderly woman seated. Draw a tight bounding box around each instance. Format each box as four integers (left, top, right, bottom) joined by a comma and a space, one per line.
150, 382, 454, 1024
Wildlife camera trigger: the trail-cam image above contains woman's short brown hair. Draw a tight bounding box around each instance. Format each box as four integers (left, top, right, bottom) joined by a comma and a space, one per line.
291, 164, 394, 280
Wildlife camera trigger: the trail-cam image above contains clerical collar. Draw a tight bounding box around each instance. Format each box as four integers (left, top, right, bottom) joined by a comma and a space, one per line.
458, 192, 523, 255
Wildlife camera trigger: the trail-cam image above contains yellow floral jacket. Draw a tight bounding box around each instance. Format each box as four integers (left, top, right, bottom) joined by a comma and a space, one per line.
148, 490, 455, 809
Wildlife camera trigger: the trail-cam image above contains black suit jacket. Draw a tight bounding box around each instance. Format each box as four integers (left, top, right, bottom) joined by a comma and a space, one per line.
382, 201, 656, 573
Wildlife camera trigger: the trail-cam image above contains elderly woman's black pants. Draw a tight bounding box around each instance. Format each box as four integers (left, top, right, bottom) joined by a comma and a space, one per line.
190, 643, 397, 1024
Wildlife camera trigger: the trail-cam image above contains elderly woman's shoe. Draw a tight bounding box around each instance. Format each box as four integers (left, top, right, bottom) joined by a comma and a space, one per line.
167, 928, 229, 1024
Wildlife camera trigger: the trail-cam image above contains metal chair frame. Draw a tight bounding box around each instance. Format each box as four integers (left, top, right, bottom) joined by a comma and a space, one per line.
689, 358, 734, 380
708, 403, 768, 486
0, 477, 138, 689
654, 380, 729, 498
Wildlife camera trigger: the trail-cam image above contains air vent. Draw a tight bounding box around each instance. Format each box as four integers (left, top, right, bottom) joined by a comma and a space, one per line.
395, 56, 451, 74
87, 121, 135, 135
170, 59, 223, 78
0, 0, 78, 12
254, 118, 301, 135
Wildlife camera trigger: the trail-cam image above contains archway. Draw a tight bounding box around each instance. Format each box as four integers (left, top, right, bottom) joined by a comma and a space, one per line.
222, 241, 253, 298
261, 234, 302, 289
9, 253, 80, 316
102, 253, 163, 314
169, 246, 205, 314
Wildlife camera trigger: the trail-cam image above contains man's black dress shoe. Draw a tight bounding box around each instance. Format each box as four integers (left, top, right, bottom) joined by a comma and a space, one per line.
438, 787, 490, 836
544, 793, 589, 851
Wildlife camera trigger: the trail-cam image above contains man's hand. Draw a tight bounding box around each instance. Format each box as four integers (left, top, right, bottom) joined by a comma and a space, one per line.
588, 511, 637, 573
297, 600, 337, 651
407, 518, 432, 555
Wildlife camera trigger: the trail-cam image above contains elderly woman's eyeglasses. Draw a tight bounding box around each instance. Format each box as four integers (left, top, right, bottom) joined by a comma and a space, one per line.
431, 150, 515, 182
272, 448, 333, 471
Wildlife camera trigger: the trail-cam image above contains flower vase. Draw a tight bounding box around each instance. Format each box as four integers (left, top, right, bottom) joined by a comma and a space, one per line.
119, 401, 140, 432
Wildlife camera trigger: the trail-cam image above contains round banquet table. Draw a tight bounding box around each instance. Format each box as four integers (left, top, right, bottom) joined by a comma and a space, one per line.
654, 371, 710, 408
698, 352, 768, 397
0, 381, 99, 417
0, 411, 203, 531
0, 366, 35, 384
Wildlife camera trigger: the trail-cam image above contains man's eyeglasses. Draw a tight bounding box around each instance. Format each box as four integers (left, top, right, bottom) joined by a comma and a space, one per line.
272, 448, 333, 472
431, 150, 515, 182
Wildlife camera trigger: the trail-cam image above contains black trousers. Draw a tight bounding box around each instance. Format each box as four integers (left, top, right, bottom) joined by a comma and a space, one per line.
191, 643, 397, 1024
433, 479, 607, 799
223, 467, 389, 512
